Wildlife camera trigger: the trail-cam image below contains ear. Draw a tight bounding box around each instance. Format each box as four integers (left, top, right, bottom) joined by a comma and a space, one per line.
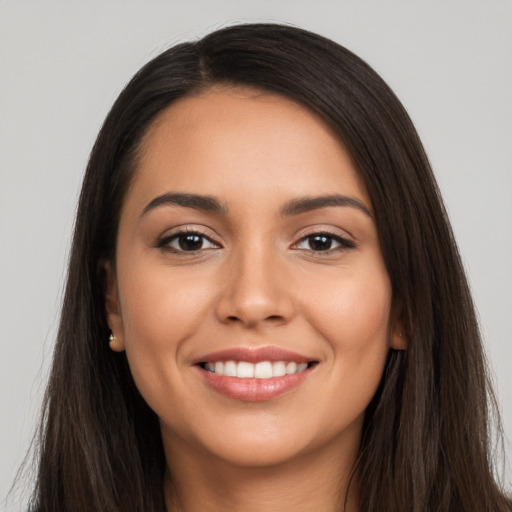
104, 261, 125, 352
389, 300, 408, 350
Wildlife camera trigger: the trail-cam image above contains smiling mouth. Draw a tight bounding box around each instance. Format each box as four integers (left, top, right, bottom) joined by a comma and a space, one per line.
194, 347, 318, 400
198, 360, 317, 379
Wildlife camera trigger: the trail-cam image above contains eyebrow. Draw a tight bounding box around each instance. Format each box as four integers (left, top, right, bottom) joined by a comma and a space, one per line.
280, 194, 372, 218
140, 192, 372, 219
140, 192, 227, 217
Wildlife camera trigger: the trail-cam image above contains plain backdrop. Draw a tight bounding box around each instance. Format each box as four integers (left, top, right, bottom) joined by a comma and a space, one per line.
1, 0, 511, 508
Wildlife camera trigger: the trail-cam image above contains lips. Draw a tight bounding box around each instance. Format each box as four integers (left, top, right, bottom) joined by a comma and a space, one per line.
194, 346, 318, 401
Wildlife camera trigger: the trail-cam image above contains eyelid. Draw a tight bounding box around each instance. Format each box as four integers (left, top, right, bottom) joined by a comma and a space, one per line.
155, 226, 222, 252
291, 228, 356, 253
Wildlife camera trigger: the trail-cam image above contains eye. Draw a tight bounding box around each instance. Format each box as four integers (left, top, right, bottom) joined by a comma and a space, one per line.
293, 232, 355, 253
157, 231, 220, 253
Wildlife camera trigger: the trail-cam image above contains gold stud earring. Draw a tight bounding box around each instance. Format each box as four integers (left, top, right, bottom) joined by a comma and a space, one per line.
109, 333, 123, 352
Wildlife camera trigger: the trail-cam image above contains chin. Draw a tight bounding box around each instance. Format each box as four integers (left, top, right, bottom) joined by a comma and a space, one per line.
210, 431, 308, 468
167, 410, 363, 471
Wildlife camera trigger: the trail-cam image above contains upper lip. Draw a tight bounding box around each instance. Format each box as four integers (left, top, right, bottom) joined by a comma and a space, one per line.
193, 346, 315, 365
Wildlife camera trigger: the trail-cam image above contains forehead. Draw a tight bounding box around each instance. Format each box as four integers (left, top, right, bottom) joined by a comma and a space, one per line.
125, 86, 370, 213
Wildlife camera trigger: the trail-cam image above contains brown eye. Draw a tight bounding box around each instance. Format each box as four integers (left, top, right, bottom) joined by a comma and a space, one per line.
294, 232, 355, 253
307, 235, 333, 251
176, 234, 205, 251
158, 231, 220, 253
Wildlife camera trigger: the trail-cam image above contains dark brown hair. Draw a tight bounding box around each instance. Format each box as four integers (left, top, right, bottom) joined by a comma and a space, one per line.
28, 23, 510, 511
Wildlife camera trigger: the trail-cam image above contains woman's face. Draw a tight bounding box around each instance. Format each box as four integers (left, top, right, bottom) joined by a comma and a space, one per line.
106, 87, 404, 469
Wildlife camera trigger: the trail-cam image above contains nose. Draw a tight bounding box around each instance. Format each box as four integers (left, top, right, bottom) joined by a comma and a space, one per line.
215, 244, 295, 329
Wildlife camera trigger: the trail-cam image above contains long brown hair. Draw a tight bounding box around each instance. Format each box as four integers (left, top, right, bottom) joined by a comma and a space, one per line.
28, 23, 511, 511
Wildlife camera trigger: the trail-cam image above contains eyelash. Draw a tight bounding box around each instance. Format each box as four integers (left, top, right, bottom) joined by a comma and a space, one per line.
155, 230, 355, 255
292, 231, 355, 253
156, 229, 220, 254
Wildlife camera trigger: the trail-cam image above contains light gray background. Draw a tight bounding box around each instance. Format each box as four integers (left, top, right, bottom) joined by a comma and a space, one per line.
1, 0, 511, 508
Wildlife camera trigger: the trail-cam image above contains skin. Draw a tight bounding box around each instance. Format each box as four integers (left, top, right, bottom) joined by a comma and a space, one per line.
106, 87, 405, 512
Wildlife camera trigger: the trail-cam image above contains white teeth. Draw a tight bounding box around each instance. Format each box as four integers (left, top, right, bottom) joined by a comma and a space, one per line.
297, 363, 308, 372
237, 361, 254, 378
286, 362, 297, 375
254, 361, 273, 378
224, 360, 237, 377
272, 361, 287, 377
203, 360, 310, 378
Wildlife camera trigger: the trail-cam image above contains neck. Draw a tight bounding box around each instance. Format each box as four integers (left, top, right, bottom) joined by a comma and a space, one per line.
163, 434, 360, 512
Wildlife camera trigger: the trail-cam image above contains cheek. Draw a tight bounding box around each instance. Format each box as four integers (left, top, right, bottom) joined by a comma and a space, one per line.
301, 265, 392, 413
305, 267, 392, 352
116, 263, 217, 399
119, 263, 215, 345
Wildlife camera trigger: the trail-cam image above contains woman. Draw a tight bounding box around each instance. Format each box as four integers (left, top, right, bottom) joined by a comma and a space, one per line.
29, 23, 511, 511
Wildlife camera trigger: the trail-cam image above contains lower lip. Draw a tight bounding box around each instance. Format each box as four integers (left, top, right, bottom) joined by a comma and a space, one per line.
198, 366, 313, 401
